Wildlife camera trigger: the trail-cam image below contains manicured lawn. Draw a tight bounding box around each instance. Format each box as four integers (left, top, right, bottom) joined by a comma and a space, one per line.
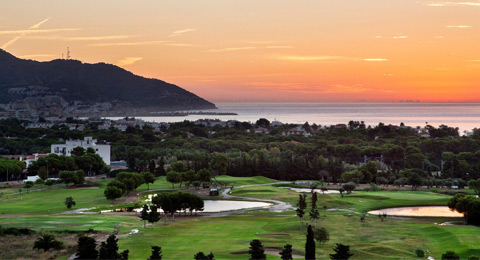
1, 176, 479, 260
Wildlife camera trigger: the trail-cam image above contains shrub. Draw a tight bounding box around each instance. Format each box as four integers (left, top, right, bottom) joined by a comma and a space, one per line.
415, 247, 425, 257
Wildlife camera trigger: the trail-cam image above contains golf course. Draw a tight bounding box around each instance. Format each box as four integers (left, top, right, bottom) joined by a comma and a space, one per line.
0, 175, 478, 260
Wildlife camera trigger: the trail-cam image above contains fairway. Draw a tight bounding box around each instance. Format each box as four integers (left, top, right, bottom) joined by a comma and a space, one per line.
1, 176, 479, 260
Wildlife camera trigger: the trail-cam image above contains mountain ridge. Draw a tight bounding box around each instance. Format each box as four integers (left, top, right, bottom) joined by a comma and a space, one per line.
0, 49, 216, 111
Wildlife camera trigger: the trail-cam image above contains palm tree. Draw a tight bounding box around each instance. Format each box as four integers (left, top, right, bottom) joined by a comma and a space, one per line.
33, 234, 64, 252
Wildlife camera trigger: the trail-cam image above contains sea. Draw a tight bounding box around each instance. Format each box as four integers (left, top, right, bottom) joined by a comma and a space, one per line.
111, 103, 480, 134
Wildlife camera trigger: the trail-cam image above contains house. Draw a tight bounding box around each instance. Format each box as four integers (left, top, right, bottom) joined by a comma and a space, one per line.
282, 126, 311, 137
51, 137, 111, 165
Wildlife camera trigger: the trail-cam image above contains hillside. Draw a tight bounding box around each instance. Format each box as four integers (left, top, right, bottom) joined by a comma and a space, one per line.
0, 49, 216, 111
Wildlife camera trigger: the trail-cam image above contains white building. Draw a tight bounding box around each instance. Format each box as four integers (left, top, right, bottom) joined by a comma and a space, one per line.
51, 137, 111, 165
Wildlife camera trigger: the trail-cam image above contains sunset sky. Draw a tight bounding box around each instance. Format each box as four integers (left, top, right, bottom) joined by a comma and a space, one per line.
1, 0, 480, 103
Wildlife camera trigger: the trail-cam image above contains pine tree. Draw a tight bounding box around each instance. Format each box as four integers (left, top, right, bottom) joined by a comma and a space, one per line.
194, 251, 215, 260
329, 243, 353, 260
148, 205, 161, 229
75, 236, 98, 260
98, 234, 129, 259
305, 225, 316, 260
139, 204, 149, 228
249, 239, 266, 260
148, 246, 162, 260
279, 244, 293, 260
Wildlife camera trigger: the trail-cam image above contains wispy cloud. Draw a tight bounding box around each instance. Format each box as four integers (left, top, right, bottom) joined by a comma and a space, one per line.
89, 41, 168, 47
446, 25, 472, 28
364, 58, 388, 62
67, 35, 141, 41
279, 55, 354, 61
164, 43, 198, 47
266, 45, 294, 49
1, 17, 53, 49
425, 1, 480, 7
208, 47, 256, 52
278, 55, 388, 62
116, 57, 143, 66
169, 28, 197, 37
374, 35, 408, 39
0, 28, 81, 35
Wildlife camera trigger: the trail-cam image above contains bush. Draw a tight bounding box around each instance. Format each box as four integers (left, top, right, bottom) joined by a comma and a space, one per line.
442, 251, 459, 260
415, 247, 425, 257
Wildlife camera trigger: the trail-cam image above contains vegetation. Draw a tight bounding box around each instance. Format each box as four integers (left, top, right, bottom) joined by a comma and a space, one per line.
305, 225, 316, 260
329, 243, 353, 260
65, 196, 76, 209
248, 239, 266, 260
33, 234, 64, 252
75, 236, 98, 259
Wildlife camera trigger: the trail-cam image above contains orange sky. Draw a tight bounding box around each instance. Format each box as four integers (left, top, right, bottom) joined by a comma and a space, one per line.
1, 0, 480, 102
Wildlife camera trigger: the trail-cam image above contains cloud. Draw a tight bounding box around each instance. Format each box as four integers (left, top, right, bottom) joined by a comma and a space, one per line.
89, 41, 168, 47
67, 35, 141, 41
30, 18, 51, 29
164, 43, 198, 47
116, 57, 143, 66
1, 17, 54, 49
374, 35, 408, 39
425, 1, 480, 7
169, 28, 197, 37
279, 55, 354, 61
208, 47, 256, 52
364, 58, 388, 61
266, 45, 294, 49
278, 55, 388, 62
446, 25, 472, 28
0, 28, 81, 35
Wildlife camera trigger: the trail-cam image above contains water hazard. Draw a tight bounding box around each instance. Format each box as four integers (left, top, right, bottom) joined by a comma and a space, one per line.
369, 206, 463, 217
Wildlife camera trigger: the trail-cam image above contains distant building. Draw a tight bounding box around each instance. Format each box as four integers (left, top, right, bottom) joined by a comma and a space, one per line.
282, 126, 311, 137
51, 137, 111, 165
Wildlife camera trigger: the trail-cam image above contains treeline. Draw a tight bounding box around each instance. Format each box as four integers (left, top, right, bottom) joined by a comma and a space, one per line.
3, 118, 480, 183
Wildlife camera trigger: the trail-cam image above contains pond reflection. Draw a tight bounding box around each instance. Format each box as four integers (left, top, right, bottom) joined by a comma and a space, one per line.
369, 206, 463, 217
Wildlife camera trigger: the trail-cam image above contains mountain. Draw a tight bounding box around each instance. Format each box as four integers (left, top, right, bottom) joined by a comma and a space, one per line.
0, 49, 216, 111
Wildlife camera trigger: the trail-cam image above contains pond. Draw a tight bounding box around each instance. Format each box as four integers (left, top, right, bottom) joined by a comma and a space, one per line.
368, 206, 463, 217
285, 188, 344, 194
101, 200, 272, 214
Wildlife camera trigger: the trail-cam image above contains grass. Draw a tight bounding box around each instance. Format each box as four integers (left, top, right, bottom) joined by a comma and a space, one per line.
0, 176, 479, 259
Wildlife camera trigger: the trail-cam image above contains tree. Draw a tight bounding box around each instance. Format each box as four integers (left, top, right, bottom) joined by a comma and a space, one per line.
148, 205, 161, 229
139, 204, 149, 228
441, 251, 460, 260
143, 172, 155, 190
104, 186, 123, 203
194, 251, 215, 260
296, 194, 307, 222
65, 196, 76, 209
210, 154, 228, 177
75, 236, 98, 260
329, 243, 353, 260
166, 171, 182, 189
33, 234, 64, 252
280, 244, 293, 260
45, 179, 55, 189
24, 181, 34, 193
342, 182, 356, 194
38, 166, 48, 180
35, 178, 45, 190
249, 239, 266, 260
309, 208, 319, 226
305, 225, 316, 260
313, 227, 330, 244
71, 146, 85, 157
59, 171, 79, 187
198, 168, 211, 183
468, 179, 480, 195
149, 160, 156, 174
98, 234, 129, 259
255, 118, 270, 128
148, 246, 162, 260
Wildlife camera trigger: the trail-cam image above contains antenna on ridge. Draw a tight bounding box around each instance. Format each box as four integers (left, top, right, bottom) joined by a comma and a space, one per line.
66, 47, 71, 60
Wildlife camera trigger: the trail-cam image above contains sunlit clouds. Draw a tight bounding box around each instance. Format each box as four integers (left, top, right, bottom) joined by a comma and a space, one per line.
116, 57, 143, 67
